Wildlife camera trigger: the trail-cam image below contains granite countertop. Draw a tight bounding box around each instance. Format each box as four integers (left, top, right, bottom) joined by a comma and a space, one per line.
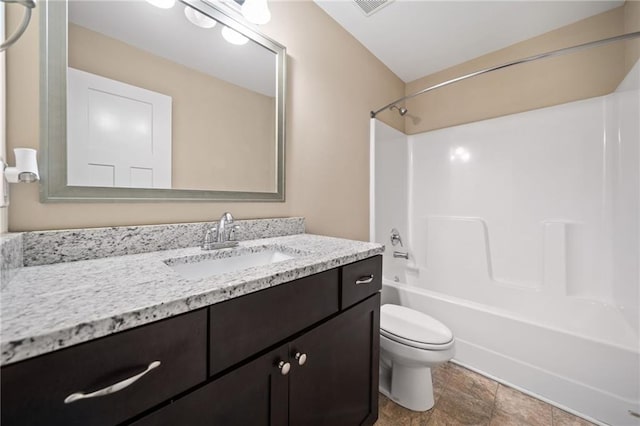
1, 233, 383, 366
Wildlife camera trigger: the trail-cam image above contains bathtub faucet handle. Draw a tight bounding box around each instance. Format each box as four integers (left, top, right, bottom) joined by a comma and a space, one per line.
390, 228, 403, 247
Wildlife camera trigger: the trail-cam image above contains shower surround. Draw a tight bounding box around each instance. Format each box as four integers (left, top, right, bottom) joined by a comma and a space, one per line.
370, 62, 639, 426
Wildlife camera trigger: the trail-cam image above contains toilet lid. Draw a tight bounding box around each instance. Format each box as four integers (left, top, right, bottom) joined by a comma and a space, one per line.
380, 304, 453, 346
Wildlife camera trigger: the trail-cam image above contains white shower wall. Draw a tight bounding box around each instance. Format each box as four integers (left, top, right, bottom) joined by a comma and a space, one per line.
370, 119, 409, 280
371, 60, 640, 425
409, 85, 639, 340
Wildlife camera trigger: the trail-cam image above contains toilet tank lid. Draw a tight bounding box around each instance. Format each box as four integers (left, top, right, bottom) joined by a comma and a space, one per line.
380, 304, 453, 345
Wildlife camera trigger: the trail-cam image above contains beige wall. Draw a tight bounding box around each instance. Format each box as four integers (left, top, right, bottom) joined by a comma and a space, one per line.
7, 1, 405, 238
69, 24, 276, 192
404, 5, 632, 134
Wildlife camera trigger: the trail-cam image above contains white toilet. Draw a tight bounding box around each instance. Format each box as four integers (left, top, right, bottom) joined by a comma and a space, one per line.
379, 304, 455, 411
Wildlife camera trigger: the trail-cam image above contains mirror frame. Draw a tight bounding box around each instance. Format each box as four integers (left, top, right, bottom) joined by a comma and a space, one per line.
40, 0, 286, 202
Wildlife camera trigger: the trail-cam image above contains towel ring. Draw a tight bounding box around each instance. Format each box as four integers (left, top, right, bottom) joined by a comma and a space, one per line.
1, 0, 36, 52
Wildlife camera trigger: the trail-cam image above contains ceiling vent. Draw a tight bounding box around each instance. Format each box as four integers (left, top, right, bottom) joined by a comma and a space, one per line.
353, 0, 394, 17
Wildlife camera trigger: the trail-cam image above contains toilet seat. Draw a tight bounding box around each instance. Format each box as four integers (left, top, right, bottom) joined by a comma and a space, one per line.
380, 304, 454, 351
381, 328, 454, 351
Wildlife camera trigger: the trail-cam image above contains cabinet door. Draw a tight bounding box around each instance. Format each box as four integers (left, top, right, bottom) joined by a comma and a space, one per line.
131, 344, 289, 426
289, 293, 380, 426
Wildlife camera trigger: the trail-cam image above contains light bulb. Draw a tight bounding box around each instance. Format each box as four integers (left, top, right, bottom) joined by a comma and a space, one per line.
221, 26, 249, 46
241, 0, 271, 25
145, 0, 176, 9
184, 6, 217, 29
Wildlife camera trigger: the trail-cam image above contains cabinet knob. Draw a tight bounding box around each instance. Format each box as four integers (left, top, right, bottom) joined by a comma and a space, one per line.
278, 361, 291, 375
295, 352, 307, 366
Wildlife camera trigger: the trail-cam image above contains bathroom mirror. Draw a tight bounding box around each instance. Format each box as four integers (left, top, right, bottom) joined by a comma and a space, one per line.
40, 0, 286, 202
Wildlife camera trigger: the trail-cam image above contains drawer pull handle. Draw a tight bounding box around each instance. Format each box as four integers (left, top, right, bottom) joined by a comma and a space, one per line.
278, 361, 291, 376
355, 275, 374, 285
64, 360, 161, 404
295, 352, 307, 366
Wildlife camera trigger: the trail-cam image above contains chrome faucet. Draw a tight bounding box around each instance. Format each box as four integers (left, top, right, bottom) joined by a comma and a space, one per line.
201, 212, 240, 250
393, 251, 409, 260
216, 212, 234, 243
390, 229, 408, 259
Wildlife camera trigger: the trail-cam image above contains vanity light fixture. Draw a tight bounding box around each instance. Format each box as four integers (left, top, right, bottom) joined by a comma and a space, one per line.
241, 0, 271, 25
145, 0, 176, 9
3, 148, 39, 183
221, 26, 249, 45
0, 0, 36, 52
184, 6, 217, 29
0, 148, 39, 208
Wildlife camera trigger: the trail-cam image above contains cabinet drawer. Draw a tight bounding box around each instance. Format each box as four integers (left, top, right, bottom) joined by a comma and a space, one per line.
341, 256, 382, 309
209, 268, 339, 375
1, 309, 207, 426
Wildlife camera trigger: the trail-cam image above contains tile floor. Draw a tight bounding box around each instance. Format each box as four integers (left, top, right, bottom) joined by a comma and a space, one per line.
375, 362, 596, 426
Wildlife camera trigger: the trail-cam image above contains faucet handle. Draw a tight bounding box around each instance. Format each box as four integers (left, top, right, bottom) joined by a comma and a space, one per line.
229, 225, 240, 241
201, 225, 218, 250
390, 228, 403, 247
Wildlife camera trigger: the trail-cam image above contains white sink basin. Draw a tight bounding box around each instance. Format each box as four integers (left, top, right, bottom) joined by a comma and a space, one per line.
167, 249, 295, 280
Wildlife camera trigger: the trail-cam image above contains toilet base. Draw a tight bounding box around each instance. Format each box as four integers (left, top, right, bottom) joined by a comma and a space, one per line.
379, 361, 435, 412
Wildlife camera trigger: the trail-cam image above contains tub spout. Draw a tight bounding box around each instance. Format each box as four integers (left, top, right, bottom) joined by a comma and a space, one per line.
393, 251, 409, 260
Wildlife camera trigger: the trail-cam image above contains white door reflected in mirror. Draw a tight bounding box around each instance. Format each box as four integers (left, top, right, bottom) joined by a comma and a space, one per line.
67, 68, 172, 189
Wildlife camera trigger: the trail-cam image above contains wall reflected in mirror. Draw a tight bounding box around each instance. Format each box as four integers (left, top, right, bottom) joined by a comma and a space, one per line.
67, 0, 278, 192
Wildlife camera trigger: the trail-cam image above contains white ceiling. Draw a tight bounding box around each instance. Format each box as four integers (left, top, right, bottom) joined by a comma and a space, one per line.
69, 1, 276, 97
315, 0, 623, 82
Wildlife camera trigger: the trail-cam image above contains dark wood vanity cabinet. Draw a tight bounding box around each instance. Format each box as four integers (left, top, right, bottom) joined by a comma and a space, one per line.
1, 255, 382, 426
134, 293, 380, 426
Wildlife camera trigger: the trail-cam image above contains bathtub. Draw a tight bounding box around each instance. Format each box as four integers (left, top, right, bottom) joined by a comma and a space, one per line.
381, 274, 640, 426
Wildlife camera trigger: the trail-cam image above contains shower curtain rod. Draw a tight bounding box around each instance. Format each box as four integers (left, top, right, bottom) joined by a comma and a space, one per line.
370, 31, 640, 118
